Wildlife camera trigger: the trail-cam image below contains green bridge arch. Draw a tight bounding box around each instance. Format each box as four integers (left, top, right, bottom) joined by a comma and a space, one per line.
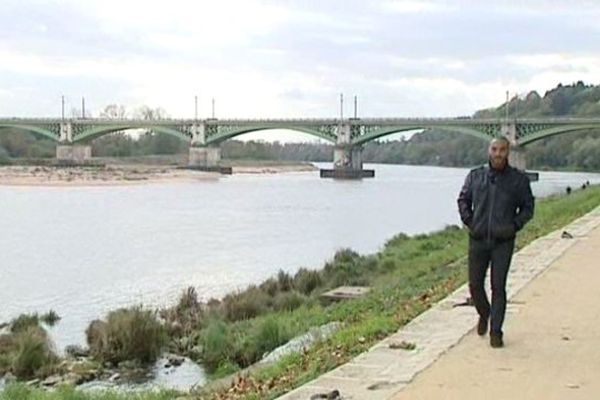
518, 124, 600, 146
205, 126, 337, 145
73, 125, 192, 143
351, 125, 496, 146
0, 124, 59, 142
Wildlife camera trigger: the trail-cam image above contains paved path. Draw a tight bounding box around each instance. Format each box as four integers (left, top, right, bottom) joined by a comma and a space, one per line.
278, 206, 600, 400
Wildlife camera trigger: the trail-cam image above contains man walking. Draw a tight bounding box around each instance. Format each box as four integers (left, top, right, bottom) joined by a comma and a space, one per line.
457, 137, 535, 348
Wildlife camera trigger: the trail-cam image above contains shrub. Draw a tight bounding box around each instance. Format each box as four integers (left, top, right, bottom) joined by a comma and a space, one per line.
251, 316, 291, 361
324, 249, 371, 286
200, 319, 234, 371
0, 314, 59, 379
333, 248, 360, 264
277, 270, 294, 292
86, 320, 108, 359
0, 333, 15, 354
293, 268, 322, 295
384, 233, 410, 248
168, 286, 205, 335
11, 326, 58, 379
10, 314, 40, 334
87, 307, 166, 365
273, 291, 308, 312
380, 257, 397, 272
259, 278, 280, 297
443, 224, 461, 232
176, 286, 200, 312
222, 287, 271, 321
0, 338, 12, 372
40, 310, 60, 327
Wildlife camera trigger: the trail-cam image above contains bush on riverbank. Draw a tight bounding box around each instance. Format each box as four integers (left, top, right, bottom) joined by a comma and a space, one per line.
86, 307, 166, 366
0, 314, 59, 380
167, 249, 379, 327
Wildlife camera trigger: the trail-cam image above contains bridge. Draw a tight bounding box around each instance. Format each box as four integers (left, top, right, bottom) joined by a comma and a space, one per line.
1, 117, 600, 176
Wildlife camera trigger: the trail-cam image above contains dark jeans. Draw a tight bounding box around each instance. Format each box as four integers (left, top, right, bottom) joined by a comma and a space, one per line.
468, 237, 515, 335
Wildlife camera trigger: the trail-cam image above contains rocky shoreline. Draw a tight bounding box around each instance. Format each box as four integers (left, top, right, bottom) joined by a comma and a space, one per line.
0, 344, 195, 391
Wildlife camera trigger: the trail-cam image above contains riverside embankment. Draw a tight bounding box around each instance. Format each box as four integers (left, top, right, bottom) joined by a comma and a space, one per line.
2, 181, 600, 400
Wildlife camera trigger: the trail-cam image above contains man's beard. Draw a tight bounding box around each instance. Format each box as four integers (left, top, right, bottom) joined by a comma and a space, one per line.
490, 156, 507, 168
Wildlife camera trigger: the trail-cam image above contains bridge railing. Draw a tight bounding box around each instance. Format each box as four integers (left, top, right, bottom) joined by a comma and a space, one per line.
2, 117, 600, 124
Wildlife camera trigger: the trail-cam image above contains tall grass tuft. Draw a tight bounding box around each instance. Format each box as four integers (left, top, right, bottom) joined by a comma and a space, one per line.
273, 291, 308, 312
40, 310, 61, 327
293, 268, 322, 295
200, 319, 234, 371
86, 306, 166, 365
9, 314, 40, 334
11, 326, 58, 379
251, 316, 291, 361
222, 286, 271, 321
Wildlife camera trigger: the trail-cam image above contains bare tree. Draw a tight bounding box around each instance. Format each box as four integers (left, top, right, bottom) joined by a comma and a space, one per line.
99, 104, 128, 119
134, 106, 168, 120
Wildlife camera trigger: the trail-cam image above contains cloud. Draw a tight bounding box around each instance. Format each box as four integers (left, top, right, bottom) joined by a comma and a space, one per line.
380, 1, 453, 13
0, 0, 599, 125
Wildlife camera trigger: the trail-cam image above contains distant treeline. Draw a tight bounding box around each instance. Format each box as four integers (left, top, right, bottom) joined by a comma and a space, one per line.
1, 81, 600, 170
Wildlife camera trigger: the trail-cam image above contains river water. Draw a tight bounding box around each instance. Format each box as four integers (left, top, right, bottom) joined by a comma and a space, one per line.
0, 163, 598, 387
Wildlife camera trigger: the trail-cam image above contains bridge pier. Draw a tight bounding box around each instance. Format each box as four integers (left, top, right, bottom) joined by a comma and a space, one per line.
188, 146, 221, 169
334, 146, 363, 170
509, 146, 527, 171
320, 146, 374, 179
55, 145, 92, 164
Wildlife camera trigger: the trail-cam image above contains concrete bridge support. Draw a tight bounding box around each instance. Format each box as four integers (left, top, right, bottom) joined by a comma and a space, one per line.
188, 146, 221, 168
188, 122, 224, 170
55, 145, 92, 163
333, 146, 364, 171
320, 145, 374, 178
321, 122, 375, 178
509, 145, 527, 171
54, 122, 93, 164
502, 121, 528, 172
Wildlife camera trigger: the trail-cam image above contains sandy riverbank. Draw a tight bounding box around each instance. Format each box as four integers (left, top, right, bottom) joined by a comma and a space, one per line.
232, 164, 317, 174
0, 163, 318, 186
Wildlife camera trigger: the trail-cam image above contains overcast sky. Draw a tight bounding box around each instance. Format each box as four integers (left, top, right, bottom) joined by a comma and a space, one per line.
1, 0, 599, 121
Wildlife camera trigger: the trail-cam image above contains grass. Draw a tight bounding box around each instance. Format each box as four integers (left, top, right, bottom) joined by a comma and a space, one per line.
0, 385, 179, 400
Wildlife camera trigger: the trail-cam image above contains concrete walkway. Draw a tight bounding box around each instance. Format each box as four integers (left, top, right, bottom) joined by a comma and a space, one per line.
278, 206, 600, 400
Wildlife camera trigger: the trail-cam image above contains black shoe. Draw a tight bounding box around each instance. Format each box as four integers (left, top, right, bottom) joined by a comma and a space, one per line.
477, 316, 488, 336
490, 333, 504, 348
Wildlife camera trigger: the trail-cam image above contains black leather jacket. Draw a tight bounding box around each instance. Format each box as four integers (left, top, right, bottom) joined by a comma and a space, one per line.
457, 163, 535, 241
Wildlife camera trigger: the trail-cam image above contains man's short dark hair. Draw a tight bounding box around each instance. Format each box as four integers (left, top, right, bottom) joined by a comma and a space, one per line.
490, 136, 510, 146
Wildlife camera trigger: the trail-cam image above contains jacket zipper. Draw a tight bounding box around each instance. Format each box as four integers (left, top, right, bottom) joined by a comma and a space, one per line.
487, 176, 496, 241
